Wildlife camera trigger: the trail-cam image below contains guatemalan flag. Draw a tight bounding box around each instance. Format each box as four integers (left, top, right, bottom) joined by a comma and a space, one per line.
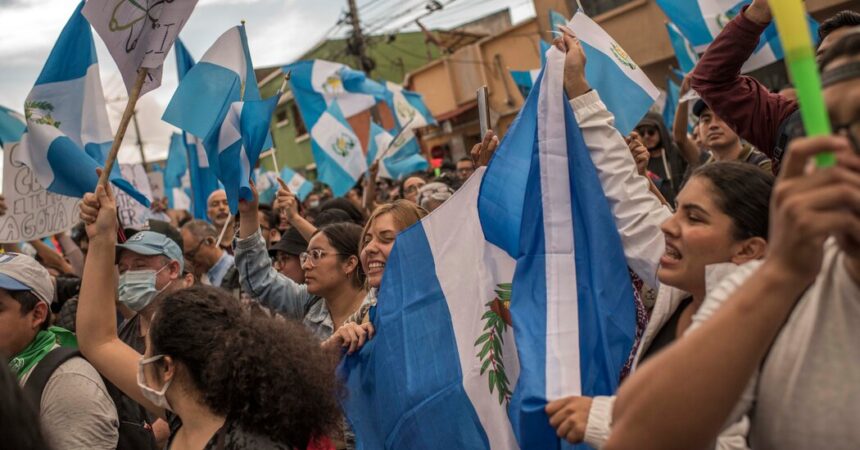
666, 22, 699, 74
655, 0, 819, 73
15, 2, 149, 206
279, 165, 314, 202
285, 59, 386, 130
663, 76, 681, 131
566, 11, 660, 135
163, 133, 190, 209
173, 38, 220, 220
366, 122, 428, 181
309, 100, 367, 198
341, 40, 636, 450
163, 25, 275, 214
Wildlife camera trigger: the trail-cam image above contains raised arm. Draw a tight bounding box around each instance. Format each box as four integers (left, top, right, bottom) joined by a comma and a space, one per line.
235, 182, 315, 319
690, 0, 797, 157
605, 136, 860, 450
556, 29, 671, 288
76, 176, 165, 420
674, 75, 702, 168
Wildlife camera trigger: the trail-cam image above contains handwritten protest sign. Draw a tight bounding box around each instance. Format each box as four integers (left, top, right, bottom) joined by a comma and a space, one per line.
115, 163, 154, 229
0, 143, 80, 243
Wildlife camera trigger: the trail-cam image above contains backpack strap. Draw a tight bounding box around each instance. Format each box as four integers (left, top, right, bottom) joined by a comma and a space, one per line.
23, 346, 82, 407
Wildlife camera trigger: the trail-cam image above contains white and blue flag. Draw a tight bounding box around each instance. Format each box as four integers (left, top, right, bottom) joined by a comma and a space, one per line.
279, 165, 314, 202
15, 2, 149, 206
655, 0, 819, 73
550, 9, 568, 31
663, 76, 681, 131
341, 43, 636, 450
216, 95, 280, 214
285, 59, 386, 129
366, 122, 428, 181
0, 105, 25, 147
173, 38, 219, 220
666, 22, 699, 74
567, 11, 660, 135
310, 100, 368, 198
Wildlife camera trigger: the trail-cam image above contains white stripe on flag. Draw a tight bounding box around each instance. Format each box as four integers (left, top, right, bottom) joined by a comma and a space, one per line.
538, 47, 581, 399
218, 102, 243, 154
200, 27, 247, 85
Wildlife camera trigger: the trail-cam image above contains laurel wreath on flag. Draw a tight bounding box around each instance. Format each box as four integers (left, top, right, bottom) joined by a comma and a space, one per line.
475, 283, 513, 406
24, 101, 61, 128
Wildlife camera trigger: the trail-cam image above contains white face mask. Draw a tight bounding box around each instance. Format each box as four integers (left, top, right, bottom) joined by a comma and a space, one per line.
137, 355, 173, 411
119, 265, 172, 312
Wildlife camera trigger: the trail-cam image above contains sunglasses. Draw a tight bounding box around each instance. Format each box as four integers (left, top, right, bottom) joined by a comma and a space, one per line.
635, 127, 659, 137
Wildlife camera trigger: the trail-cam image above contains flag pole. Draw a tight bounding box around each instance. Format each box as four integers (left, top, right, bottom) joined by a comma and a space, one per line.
98, 68, 148, 187
270, 73, 290, 174
215, 213, 233, 248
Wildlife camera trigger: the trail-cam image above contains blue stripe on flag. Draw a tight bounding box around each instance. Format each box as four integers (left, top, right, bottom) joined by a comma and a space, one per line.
341, 221, 490, 449
175, 38, 195, 81
654, 0, 712, 48
0, 105, 25, 146
162, 61, 243, 145
35, 2, 95, 85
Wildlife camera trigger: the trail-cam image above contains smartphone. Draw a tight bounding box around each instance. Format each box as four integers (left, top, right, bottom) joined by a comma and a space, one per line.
477, 85, 490, 138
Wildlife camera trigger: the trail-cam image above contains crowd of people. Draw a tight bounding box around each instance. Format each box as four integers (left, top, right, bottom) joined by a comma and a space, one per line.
0, 0, 858, 448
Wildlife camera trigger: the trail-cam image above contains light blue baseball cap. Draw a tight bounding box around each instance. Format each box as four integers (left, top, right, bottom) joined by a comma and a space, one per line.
117, 231, 184, 272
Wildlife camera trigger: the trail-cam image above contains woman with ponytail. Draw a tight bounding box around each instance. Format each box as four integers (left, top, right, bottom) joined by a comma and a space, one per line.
76, 181, 342, 449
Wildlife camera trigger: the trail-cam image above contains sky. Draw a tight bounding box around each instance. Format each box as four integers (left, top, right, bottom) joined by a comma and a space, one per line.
0, 0, 536, 165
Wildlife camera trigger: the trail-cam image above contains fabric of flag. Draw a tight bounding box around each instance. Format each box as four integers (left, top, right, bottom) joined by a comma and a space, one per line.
253, 168, 279, 205
666, 22, 699, 74
341, 43, 635, 450
15, 2, 149, 206
480, 44, 636, 449
285, 59, 386, 129
0, 105, 25, 147
310, 100, 368, 197
82, 0, 197, 96
655, 0, 819, 73
173, 38, 220, 220
567, 11, 661, 135
216, 95, 280, 214
279, 165, 314, 202
366, 122, 428, 180
663, 77, 680, 131
163, 133, 188, 209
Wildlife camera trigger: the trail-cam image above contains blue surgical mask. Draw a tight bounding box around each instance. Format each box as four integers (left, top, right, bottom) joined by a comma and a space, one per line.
118, 265, 171, 312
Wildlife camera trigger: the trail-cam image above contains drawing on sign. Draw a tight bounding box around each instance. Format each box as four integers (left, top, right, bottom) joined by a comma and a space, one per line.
109, 0, 178, 56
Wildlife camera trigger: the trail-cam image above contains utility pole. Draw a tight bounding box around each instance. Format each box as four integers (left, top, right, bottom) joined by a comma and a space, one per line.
346, 0, 375, 76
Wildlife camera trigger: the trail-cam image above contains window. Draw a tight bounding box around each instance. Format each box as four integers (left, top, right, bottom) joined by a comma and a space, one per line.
573, 0, 636, 17
290, 102, 308, 138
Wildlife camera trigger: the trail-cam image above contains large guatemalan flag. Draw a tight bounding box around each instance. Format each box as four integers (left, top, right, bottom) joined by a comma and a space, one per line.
163, 25, 276, 214
566, 11, 660, 135
341, 42, 636, 450
15, 2, 149, 206
655, 0, 819, 73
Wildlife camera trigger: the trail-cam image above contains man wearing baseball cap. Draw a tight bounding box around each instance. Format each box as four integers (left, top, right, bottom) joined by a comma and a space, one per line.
113, 220, 187, 448
0, 253, 118, 449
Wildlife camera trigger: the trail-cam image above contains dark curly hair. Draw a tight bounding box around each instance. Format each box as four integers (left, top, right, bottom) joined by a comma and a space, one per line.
149, 286, 342, 448
689, 161, 774, 241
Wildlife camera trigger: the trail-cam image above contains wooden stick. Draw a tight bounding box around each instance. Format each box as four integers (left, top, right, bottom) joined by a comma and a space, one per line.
270, 149, 280, 172
98, 68, 148, 187
215, 214, 233, 248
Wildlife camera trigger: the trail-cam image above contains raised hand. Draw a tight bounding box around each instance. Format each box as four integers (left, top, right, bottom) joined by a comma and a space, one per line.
79, 170, 118, 241
627, 131, 650, 176
274, 178, 299, 221
554, 25, 590, 98
471, 129, 499, 168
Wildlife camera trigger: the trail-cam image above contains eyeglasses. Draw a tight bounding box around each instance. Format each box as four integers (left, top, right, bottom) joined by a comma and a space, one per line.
299, 249, 347, 266
834, 119, 860, 154
273, 253, 295, 267
635, 127, 659, 137
404, 184, 425, 194
184, 239, 208, 261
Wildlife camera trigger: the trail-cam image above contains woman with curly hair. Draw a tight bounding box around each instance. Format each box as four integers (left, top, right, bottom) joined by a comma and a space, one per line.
76, 182, 342, 449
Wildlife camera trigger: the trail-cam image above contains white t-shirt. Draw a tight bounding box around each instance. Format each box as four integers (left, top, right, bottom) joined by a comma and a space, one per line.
694, 240, 860, 449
